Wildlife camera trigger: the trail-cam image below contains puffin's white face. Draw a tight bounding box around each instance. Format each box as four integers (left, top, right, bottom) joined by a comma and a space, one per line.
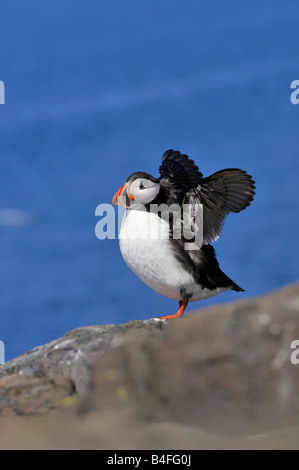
128, 178, 160, 205
112, 175, 161, 208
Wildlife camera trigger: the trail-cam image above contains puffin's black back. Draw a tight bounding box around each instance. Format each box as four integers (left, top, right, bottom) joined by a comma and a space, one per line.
169, 238, 244, 293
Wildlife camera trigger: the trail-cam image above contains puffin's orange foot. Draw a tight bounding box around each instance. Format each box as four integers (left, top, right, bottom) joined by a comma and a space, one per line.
160, 300, 189, 320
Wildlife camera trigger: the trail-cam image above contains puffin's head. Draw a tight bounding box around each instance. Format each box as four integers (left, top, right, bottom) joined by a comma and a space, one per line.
112, 172, 161, 208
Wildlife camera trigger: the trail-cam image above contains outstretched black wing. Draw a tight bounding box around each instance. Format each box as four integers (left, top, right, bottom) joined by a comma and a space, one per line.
159, 149, 255, 245
187, 168, 256, 244
159, 149, 203, 205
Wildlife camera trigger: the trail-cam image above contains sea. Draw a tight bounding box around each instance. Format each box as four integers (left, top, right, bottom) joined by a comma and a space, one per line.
0, 0, 299, 360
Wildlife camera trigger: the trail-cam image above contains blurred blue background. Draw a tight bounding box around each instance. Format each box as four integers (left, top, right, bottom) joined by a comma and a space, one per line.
0, 0, 298, 360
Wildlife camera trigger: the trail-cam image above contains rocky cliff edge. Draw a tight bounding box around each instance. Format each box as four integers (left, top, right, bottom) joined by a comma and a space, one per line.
0, 282, 299, 449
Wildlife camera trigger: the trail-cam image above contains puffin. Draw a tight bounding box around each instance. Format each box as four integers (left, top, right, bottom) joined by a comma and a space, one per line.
112, 149, 255, 320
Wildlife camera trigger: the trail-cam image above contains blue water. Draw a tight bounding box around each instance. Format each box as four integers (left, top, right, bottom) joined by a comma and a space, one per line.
0, 0, 299, 361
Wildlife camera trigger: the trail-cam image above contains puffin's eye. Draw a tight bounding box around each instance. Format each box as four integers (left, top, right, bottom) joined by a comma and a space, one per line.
139, 182, 145, 189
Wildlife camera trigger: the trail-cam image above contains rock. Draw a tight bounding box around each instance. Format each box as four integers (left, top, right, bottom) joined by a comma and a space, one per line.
84, 282, 299, 433
0, 375, 74, 417
0, 320, 166, 416
0, 282, 299, 448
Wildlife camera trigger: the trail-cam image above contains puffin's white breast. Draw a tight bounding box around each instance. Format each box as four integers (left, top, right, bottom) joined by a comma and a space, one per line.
119, 210, 194, 300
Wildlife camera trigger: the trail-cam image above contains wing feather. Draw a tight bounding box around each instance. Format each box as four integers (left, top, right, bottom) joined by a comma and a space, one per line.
159, 150, 255, 246
188, 169, 255, 244
159, 149, 203, 205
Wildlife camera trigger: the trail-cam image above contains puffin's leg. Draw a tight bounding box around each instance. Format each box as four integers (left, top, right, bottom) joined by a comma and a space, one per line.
160, 300, 189, 320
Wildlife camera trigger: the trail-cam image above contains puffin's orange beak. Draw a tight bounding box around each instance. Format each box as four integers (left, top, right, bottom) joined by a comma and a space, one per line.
112, 183, 128, 207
